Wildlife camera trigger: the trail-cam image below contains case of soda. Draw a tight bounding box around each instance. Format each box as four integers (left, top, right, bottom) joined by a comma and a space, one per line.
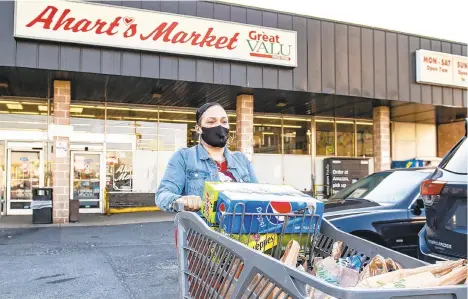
201, 182, 324, 234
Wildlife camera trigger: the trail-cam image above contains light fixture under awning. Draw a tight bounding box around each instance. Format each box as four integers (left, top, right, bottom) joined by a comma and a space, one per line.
6, 103, 23, 110
70, 107, 83, 114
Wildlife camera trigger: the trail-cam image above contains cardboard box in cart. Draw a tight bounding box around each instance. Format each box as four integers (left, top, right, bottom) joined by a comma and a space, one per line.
201, 182, 324, 234
212, 228, 315, 254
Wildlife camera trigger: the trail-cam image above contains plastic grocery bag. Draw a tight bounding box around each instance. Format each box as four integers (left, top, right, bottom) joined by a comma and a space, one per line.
31, 200, 52, 209
311, 257, 360, 299
330, 241, 343, 260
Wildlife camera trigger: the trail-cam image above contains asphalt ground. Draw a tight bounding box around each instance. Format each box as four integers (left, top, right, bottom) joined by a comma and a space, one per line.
0, 221, 178, 299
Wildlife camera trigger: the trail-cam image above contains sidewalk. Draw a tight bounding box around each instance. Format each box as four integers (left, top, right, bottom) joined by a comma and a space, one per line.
0, 211, 175, 229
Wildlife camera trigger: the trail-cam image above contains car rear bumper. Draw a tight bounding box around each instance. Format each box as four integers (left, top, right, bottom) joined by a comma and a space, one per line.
418, 226, 460, 262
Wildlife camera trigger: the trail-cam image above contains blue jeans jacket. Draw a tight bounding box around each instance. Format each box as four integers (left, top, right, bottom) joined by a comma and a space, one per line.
155, 144, 258, 212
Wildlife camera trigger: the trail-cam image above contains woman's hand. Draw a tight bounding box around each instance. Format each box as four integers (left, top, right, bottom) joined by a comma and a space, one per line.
176, 195, 201, 212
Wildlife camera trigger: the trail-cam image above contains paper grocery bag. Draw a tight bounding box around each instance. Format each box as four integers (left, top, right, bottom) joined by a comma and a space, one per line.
379, 265, 468, 289
356, 259, 465, 289
244, 240, 300, 299
358, 255, 388, 282
220, 257, 244, 298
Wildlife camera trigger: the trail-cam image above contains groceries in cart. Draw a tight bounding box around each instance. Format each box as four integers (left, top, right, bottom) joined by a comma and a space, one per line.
200, 182, 325, 234
298, 240, 467, 298
245, 239, 468, 299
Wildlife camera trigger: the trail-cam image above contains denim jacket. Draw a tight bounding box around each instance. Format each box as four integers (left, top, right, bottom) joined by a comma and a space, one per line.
155, 144, 258, 212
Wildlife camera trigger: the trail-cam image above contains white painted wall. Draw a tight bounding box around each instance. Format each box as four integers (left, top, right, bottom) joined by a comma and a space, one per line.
391, 122, 437, 161
283, 155, 312, 192
251, 154, 312, 191
252, 154, 374, 193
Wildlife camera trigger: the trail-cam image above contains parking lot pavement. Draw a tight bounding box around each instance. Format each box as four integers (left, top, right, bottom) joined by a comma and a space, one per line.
0, 221, 178, 299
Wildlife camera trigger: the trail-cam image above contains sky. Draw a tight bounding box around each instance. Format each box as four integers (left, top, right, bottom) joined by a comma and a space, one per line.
215, 0, 468, 45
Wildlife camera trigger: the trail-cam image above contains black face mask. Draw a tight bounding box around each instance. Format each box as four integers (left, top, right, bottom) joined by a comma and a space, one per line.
201, 125, 229, 148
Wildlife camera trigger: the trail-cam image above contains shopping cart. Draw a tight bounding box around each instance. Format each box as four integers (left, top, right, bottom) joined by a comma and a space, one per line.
175, 207, 467, 299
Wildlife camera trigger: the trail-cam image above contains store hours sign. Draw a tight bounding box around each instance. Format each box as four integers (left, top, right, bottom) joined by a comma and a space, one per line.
416, 49, 468, 89
14, 0, 297, 67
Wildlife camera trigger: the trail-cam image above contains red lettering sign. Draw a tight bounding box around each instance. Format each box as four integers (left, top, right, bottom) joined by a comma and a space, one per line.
25, 5, 239, 50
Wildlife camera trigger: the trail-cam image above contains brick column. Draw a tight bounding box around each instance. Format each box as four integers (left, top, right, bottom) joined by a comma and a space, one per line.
373, 106, 391, 172
236, 94, 254, 161
52, 80, 71, 224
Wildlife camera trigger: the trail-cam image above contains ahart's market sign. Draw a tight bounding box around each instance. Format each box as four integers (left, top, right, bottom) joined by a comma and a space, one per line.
14, 0, 297, 67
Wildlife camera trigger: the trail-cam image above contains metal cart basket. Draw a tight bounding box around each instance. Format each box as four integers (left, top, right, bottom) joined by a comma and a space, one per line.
175, 211, 466, 299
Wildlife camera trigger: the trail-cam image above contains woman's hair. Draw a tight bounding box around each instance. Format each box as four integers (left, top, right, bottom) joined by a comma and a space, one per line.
196, 102, 222, 125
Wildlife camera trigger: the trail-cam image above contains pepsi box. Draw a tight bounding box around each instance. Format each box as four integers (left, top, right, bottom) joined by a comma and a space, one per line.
201, 182, 306, 224
201, 182, 324, 234
211, 227, 278, 253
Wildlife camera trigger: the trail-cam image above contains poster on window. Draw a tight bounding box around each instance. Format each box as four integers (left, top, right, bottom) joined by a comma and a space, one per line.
324, 158, 370, 197
106, 152, 133, 192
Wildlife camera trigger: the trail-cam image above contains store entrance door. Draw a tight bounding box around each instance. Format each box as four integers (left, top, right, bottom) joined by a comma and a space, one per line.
70, 151, 105, 214
6, 148, 44, 215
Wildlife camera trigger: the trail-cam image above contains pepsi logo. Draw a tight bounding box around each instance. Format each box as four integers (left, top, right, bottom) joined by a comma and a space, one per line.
219, 202, 226, 213
266, 201, 292, 225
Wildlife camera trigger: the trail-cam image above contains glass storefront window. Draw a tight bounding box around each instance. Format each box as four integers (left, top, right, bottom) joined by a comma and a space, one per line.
158, 109, 195, 151
69, 104, 105, 134
357, 122, 374, 157
316, 120, 335, 156
283, 118, 311, 155
254, 116, 282, 154
103, 106, 200, 194
106, 150, 133, 192
0, 141, 4, 210
0, 99, 48, 132
336, 121, 355, 157
72, 152, 102, 209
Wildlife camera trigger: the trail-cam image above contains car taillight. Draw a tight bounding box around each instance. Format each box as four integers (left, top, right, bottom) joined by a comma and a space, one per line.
421, 179, 446, 206
175, 227, 178, 249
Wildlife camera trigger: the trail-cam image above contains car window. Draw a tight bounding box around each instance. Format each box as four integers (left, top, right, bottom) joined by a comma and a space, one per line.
440, 137, 467, 174
329, 171, 429, 204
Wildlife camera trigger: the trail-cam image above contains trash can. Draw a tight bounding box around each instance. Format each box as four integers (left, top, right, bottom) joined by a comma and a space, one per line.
32, 188, 53, 224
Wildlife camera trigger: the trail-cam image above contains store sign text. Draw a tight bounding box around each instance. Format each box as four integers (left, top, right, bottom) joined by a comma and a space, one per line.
416, 49, 468, 89
115, 165, 132, 182
14, 0, 297, 67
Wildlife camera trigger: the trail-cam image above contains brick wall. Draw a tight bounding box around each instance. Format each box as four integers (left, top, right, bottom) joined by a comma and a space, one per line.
373, 106, 391, 172
52, 80, 71, 224
438, 121, 465, 157
236, 94, 254, 161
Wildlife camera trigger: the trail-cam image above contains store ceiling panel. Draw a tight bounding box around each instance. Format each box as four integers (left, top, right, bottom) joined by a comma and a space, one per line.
1, 66, 462, 122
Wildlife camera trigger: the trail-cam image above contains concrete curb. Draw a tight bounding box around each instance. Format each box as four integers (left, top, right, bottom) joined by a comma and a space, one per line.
0, 212, 175, 229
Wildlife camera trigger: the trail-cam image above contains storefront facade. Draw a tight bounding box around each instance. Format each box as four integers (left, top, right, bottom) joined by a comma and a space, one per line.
0, 0, 466, 222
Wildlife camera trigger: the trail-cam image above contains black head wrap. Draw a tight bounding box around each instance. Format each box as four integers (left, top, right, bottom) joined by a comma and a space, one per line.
196, 102, 220, 125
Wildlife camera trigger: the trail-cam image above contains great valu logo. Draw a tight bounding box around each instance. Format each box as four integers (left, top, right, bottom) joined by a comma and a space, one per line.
247, 30, 292, 61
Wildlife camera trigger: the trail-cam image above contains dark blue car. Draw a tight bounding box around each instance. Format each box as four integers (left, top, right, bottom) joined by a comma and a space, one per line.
419, 119, 467, 262
324, 168, 434, 257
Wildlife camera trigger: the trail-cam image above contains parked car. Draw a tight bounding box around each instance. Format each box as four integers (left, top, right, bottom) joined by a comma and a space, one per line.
323, 168, 434, 257
419, 119, 468, 262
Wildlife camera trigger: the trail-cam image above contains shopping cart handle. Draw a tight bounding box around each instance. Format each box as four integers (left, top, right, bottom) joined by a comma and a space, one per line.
174, 200, 185, 212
